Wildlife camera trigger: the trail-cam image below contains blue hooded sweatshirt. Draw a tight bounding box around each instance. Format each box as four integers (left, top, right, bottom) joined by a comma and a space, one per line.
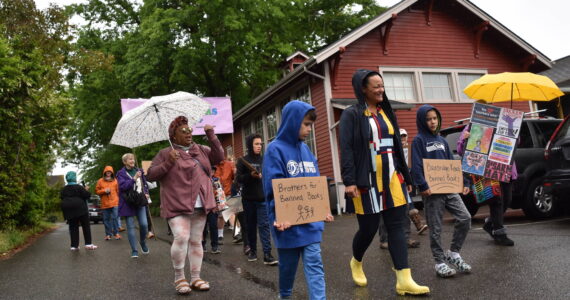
411, 104, 468, 192
262, 100, 324, 249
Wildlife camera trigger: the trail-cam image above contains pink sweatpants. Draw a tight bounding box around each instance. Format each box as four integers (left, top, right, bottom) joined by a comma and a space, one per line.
168, 212, 207, 281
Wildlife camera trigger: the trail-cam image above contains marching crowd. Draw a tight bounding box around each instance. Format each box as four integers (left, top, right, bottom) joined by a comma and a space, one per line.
60, 69, 516, 299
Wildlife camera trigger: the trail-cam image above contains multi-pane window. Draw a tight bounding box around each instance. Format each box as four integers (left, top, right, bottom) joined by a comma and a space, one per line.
422, 73, 452, 100
383, 72, 416, 101
458, 73, 483, 100
266, 107, 278, 141
295, 86, 311, 104
380, 67, 485, 103
254, 116, 264, 142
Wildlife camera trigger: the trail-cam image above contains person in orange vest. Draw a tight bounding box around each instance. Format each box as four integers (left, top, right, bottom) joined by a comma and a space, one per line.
96, 166, 121, 240
213, 154, 236, 244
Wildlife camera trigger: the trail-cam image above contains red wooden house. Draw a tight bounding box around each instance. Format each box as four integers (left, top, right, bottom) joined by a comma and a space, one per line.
218, 0, 552, 212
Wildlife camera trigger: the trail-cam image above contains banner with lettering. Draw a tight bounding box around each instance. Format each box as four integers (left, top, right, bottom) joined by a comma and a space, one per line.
462, 103, 522, 182
120, 97, 234, 135
271, 176, 330, 225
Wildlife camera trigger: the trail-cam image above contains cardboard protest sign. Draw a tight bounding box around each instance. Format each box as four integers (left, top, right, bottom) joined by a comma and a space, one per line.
470, 103, 501, 127
423, 159, 463, 194
461, 151, 487, 176
488, 135, 516, 165
141, 161, 152, 175
496, 108, 523, 138
466, 123, 494, 154
484, 160, 512, 182
272, 176, 330, 225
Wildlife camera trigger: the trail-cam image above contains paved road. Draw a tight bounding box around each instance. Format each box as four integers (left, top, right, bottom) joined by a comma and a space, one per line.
1, 208, 569, 299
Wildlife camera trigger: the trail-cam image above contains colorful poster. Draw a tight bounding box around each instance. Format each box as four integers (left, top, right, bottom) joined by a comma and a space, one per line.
488, 135, 516, 164
461, 151, 487, 176
470, 103, 501, 127
466, 123, 494, 154
484, 160, 513, 183
496, 108, 524, 138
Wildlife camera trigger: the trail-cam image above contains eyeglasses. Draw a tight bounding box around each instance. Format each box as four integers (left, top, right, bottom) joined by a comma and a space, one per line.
180, 127, 193, 134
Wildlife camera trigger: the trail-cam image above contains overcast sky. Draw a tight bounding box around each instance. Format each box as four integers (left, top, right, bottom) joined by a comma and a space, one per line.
39, 0, 568, 175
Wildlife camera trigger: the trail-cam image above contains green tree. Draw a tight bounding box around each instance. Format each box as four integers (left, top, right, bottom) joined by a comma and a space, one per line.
0, 0, 72, 229
65, 0, 387, 184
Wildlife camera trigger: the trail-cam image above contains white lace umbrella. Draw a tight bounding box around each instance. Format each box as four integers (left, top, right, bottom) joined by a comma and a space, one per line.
110, 91, 210, 148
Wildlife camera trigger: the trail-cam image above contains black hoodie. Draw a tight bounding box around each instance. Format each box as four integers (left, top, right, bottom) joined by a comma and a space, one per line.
236, 134, 265, 201
339, 69, 412, 189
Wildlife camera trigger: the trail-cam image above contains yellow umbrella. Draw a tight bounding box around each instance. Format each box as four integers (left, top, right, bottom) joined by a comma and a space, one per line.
463, 72, 563, 107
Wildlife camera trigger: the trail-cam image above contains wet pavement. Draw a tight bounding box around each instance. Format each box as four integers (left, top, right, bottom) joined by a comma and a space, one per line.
0, 207, 569, 299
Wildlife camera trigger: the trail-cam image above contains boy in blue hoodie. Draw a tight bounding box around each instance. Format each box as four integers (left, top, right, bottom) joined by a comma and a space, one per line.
262, 100, 334, 300
411, 104, 472, 278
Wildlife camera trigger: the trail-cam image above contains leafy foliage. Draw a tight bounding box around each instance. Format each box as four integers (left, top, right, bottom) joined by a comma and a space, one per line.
0, 0, 72, 229
65, 0, 386, 185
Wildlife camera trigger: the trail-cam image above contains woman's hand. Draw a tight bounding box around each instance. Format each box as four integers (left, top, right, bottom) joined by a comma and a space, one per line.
407, 185, 413, 193
345, 185, 359, 198
463, 132, 470, 140
462, 187, 470, 195
274, 221, 291, 231
169, 149, 179, 162
134, 171, 142, 180
325, 214, 334, 222
204, 124, 214, 131
251, 171, 262, 179
420, 189, 432, 197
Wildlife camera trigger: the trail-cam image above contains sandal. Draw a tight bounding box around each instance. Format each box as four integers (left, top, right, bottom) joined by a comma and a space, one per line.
174, 279, 191, 295
191, 279, 210, 291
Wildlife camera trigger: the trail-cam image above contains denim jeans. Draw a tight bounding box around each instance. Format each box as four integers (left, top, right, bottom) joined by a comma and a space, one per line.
278, 243, 325, 300
202, 211, 219, 248
424, 193, 471, 264
126, 206, 148, 254
102, 206, 119, 236
243, 200, 272, 254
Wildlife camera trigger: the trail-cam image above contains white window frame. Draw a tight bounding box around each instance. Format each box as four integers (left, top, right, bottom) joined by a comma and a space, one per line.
379, 67, 487, 104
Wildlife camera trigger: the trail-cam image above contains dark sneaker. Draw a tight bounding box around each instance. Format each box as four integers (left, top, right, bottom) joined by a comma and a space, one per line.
202, 243, 207, 253
141, 243, 150, 255
211, 247, 221, 254
444, 250, 471, 273
243, 245, 251, 255
248, 251, 258, 262
482, 221, 494, 239
494, 234, 514, 246
435, 263, 456, 278
218, 237, 224, 245
263, 253, 278, 266
232, 234, 243, 244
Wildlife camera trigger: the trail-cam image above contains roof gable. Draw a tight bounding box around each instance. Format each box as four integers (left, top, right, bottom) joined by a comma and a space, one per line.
314, 0, 551, 68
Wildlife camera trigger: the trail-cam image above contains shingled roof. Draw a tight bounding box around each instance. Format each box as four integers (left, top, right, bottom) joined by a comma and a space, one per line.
540, 55, 570, 89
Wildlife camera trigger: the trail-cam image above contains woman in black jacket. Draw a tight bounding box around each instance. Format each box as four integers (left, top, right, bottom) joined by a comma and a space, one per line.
340, 69, 427, 295
60, 171, 97, 251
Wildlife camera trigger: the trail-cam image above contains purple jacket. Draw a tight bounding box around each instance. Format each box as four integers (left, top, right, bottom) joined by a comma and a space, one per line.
117, 167, 149, 217
457, 124, 518, 180
146, 129, 224, 219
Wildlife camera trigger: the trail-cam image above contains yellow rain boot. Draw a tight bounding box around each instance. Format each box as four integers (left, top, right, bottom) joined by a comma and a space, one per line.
394, 268, 430, 296
350, 257, 367, 287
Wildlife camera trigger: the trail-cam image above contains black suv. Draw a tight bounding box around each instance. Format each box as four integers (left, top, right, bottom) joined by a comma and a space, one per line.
543, 115, 570, 214
441, 117, 563, 219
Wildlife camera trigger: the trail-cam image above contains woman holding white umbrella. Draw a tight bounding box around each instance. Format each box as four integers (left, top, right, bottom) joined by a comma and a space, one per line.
146, 116, 224, 294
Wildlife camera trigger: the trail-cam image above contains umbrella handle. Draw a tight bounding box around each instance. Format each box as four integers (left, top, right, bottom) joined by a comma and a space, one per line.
153, 104, 175, 150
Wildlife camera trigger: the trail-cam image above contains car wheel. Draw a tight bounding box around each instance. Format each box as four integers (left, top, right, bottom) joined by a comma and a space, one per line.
522, 177, 557, 219
461, 193, 479, 217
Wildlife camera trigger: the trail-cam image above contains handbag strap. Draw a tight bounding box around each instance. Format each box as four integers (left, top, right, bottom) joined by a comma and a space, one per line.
192, 158, 211, 177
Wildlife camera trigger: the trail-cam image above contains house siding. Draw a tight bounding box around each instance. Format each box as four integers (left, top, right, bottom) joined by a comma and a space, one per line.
310, 78, 334, 178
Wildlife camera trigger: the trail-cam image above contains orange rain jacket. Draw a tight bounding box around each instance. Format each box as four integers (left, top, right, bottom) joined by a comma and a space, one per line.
95, 166, 120, 209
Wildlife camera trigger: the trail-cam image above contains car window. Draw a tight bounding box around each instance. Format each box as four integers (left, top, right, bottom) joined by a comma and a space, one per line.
445, 132, 462, 154
533, 121, 561, 147
554, 117, 570, 140
518, 123, 533, 148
